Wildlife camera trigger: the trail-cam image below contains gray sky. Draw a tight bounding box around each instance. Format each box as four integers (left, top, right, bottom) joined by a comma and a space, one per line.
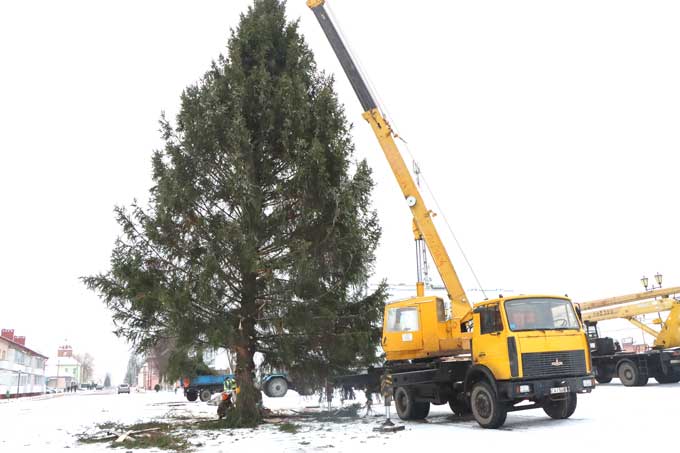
1, 0, 679, 383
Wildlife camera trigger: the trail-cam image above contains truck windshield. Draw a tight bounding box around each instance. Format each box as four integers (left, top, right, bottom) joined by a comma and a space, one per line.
504, 298, 580, 331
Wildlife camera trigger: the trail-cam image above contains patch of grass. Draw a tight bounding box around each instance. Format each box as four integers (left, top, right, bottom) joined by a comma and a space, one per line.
281, 404, 363, 424
127, 421, 172, 431
166, 413, 195, 421
78, 435, 113, 445
278, 422, 300, 434
192, 410, 260, 430
79, 421, 187, 451
192, 419, 232, 431
333, 404, 362, 418
96, 421, 123, 431
112, 431, 190, 451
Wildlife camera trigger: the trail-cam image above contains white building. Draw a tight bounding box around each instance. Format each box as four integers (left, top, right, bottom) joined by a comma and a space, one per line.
45, 345, 82, 390
0, 329, 48, 398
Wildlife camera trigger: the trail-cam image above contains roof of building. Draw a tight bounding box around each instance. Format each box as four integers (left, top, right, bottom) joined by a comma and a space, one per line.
0, 335, 49, 359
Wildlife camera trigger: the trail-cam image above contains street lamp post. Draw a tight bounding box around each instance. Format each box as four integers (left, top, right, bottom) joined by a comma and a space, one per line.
641, 273, 663, 291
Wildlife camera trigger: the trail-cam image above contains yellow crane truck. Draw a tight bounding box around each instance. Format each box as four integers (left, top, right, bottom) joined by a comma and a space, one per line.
579, 287, 680, 385
307, 0, 594, 429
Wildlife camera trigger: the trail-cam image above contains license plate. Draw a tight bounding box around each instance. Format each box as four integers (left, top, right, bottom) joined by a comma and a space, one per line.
550, 386, 569, 394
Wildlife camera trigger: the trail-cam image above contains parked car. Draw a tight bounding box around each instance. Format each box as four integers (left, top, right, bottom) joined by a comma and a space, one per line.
117, 383, 130, 394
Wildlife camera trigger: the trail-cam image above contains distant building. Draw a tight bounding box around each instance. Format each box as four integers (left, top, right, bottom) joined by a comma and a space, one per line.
137, 359, 162, 390
0, 329, 48, 398
45, 345, 82, 389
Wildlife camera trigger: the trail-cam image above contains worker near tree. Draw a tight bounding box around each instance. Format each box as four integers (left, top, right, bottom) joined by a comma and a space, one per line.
217, 375, 239, 419
223, 375, 238, 402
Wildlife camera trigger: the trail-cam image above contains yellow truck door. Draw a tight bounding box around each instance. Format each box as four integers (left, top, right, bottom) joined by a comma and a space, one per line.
473, 304, 511, 380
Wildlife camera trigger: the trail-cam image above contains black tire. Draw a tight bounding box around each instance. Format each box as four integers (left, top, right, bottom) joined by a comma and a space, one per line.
543, 392, 577, 419
594, 374, 612, 384
199, 388, 212, 402
470, 381, 507, 429
594, 367, 613, 384
618, 361, 647, 387
186, 389, 198, 402
394, 386, 430, 420
654, 373, 680, 384
449, 397, 471, 416
266, 377, 289, 398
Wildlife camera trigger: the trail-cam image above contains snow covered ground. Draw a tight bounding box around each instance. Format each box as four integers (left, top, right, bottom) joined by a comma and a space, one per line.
0, 381, 678, 452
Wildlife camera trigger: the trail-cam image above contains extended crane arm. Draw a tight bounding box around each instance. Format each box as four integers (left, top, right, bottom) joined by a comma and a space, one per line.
579, 288, 680, 349
581, 298, 675, 324
578, 286, 680, 311
307, 0, 471, 320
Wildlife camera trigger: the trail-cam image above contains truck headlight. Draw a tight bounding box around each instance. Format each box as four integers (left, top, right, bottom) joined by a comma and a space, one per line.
582, 379, 593, 387
518, 384, 531, 393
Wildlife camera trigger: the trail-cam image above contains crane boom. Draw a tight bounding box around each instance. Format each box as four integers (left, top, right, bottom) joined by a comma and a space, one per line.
578, 286, 680, 311
579, 287, 680, 349
581, 298, 676, 324
307, 0, 471, 320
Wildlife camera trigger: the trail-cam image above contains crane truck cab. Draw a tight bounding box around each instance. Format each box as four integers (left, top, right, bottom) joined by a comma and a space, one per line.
383, 295, 595, 428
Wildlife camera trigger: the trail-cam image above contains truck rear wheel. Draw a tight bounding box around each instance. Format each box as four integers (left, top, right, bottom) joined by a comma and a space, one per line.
618, 361, 647, 387
266, 377, 289, 398
470, 381, 507, 429
543, 392, 577, 419
394, 386, 430, 420
199, 389, 212, 402
186, 389, 198, 402
654, 373, 680, 384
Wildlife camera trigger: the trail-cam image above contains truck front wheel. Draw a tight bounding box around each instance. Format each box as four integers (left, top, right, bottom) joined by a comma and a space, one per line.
543, 392, 577, 419
470, 381, 507, 429
186, 389, 198, 402
595, 374, 612, 384
594, 367, 613, 384
394, 386, 430, 420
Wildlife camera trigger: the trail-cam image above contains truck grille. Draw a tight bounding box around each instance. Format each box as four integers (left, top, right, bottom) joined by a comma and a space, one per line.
521, 350, 586, 378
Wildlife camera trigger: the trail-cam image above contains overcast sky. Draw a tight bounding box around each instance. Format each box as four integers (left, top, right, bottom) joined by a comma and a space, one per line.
1, 0, 678, 383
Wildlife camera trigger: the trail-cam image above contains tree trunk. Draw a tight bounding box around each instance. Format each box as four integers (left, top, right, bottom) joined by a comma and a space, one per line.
232, 272, 261, 426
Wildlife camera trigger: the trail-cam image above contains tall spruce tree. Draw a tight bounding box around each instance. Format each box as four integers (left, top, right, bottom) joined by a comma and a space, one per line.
83, 0, 386, 425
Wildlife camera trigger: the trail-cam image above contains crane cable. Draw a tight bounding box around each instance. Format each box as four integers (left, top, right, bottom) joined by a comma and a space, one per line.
401, 139, 488, 300
324, 1, 488, 300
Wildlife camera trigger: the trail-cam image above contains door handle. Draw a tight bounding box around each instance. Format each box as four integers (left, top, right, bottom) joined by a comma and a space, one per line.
478, 352, 486, 357
382, 336, 387, 345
